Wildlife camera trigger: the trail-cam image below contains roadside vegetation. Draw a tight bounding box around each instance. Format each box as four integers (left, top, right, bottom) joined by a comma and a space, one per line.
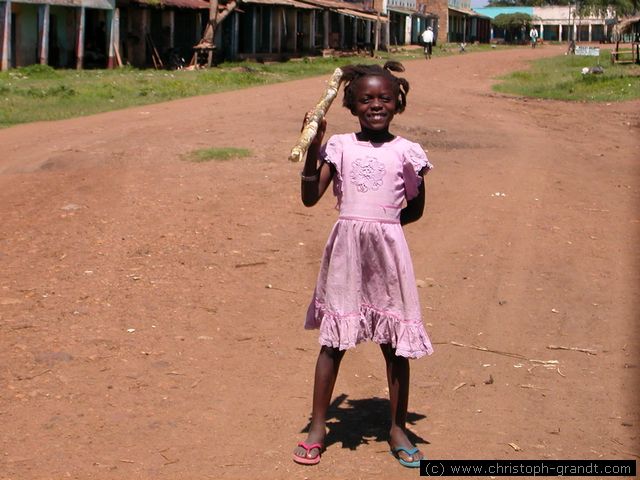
184, 147, 252, 162
2, 47, 637, 129
494, 51, 640, 102
0, 43, 503, 128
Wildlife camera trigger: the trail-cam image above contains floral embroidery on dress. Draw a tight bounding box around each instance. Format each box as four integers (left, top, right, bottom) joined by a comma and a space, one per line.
349, 156, 386, 193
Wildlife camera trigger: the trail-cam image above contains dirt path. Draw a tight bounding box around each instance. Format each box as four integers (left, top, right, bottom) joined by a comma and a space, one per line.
1, 45, 638, 479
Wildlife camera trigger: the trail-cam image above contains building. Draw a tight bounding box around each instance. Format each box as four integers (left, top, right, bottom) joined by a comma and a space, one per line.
386, 0, 437, 46
474, 5, 615, 42
1, 0, 497, 70
1, 0, 391, 69
118, 0, 210, 68
414, 0, 490, 45
0, 0, 116, 70
218, 0, 388, 61
416, 0, 444, 43
447, 0, 489, 43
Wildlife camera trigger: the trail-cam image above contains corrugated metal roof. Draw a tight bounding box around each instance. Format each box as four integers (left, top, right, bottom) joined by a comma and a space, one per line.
298, 0, 367, 10
245, 0, 318, 8
133, 0, 209, 8
337, 7, 387, 22
298, 0, 385, 22
449, 5, 488, 17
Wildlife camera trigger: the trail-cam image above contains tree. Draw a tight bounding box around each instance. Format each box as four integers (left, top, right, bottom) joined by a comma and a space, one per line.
578, 0, 638, 16
491, 13, 536, 42
492, 12, 534, 29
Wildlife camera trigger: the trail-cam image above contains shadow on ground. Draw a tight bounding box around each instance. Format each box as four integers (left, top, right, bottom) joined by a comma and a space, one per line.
300, 393, 429, 450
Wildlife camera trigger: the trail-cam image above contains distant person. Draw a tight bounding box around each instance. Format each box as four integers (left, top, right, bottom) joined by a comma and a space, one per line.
292, 62, 434, 468
529, 26, 539, 48
421, 26, 434, 59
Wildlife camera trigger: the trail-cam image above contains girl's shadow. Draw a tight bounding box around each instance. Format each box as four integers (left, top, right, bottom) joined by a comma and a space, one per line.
300, 393, 429, 450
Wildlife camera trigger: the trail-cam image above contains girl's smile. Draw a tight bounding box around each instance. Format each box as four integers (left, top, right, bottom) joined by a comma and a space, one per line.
352, 76, 397, 133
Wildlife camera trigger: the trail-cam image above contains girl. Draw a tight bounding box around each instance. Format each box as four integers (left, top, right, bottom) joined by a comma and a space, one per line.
293, 61, 434, 468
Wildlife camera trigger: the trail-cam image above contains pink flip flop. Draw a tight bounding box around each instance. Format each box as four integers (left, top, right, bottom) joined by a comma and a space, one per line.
292, 441, 323, 465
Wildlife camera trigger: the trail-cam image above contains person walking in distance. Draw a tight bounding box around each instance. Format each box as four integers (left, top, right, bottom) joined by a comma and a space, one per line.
421, 26, 434, 59
529, 26, 539, 48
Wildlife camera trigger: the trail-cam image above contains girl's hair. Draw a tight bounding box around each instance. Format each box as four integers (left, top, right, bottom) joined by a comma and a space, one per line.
341, 61, 410, 114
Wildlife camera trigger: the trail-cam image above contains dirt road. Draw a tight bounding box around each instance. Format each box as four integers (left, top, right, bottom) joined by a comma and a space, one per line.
1, 45, 638, 479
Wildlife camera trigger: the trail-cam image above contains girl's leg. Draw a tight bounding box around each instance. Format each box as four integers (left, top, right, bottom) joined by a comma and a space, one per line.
380, 343, 423, 463
294, 345, 345, 460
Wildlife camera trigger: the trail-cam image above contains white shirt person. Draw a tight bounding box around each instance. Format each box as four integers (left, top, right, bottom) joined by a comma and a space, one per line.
421, 27, 434, 59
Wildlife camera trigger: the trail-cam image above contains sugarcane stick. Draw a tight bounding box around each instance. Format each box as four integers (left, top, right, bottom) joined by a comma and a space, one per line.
289, 67, 344, 162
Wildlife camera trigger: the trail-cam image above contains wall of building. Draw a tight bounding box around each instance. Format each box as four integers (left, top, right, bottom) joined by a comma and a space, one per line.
475, 5, 612, 42
1, 0, 116, 70
50, 5, 77, 67
447, 0, 469, 10
122, 7, 147, 66
421, 0, 446, 43
3, 0, 392, 69
388, 0, 416, 9
13, 3, 38, 66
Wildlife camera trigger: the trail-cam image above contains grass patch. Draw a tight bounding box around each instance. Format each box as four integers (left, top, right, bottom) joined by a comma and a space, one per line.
494, 51, 640, 102
0, 44, 514, 128
185, 147, 252, 162
0, 59, 363, 128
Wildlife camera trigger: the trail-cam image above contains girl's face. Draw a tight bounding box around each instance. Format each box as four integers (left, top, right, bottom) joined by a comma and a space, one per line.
352, 75, 397, 132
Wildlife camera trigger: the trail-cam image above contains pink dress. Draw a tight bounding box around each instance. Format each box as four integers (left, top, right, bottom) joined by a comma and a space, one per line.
305, 133, 434, 359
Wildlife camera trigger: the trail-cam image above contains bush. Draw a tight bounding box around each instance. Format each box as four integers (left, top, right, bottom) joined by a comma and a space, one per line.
15, 64, 60, 79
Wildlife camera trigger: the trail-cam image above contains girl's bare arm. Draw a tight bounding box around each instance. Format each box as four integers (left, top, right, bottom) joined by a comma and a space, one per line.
300, 118, 335, 207
400, 179, 425, 226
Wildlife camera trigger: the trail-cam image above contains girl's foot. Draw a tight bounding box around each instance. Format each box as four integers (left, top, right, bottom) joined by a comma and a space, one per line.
293, 428, 325, 465
389, 426, 423, 464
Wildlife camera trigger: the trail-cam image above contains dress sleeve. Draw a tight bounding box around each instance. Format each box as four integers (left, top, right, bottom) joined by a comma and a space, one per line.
320, 135, 343, 199
403, 142, 433, 201
320, 135, 342, 174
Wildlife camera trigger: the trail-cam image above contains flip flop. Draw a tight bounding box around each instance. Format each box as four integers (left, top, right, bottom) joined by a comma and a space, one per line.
390, 446, 422, 468
292, 441, 323, 465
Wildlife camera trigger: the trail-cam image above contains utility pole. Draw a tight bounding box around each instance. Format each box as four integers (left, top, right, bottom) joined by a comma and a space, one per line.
208, 0, 219, 66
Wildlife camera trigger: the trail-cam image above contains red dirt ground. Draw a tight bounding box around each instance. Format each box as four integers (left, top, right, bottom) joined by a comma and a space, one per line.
1, 45, 638, 479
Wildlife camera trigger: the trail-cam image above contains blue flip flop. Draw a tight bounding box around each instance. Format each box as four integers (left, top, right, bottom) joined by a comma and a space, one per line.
390, 446, 422, 468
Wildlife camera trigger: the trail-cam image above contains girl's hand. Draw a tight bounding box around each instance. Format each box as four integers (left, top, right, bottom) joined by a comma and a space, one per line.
303, 112, 327, 147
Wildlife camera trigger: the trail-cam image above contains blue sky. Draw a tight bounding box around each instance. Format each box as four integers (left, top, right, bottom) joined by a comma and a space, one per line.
471, 0, 488, 7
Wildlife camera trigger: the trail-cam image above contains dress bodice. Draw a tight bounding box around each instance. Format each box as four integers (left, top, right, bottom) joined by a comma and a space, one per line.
321, 133, 432, 223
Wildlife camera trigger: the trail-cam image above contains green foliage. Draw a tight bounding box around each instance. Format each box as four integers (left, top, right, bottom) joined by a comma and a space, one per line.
13, 64, 60, 78
494, 52, 640, 102
185, 147, 252, 162
578, 0, 637, 16
0, 47, 509, 128
0, 59, 372, 127
23, 85, 77, 98
492, 13, 534, 29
